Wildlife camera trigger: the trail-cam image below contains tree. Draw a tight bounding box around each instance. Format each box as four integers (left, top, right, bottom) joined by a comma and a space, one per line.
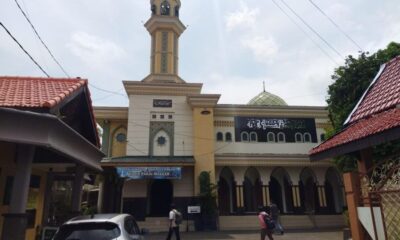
198, 171, 217, 215
326, 42, 400, 172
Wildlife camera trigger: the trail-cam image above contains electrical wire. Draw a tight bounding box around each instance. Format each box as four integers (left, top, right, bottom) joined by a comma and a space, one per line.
307, 0, 363, 52
14, 0, 71, 77
0, 21, 50, 77
89, 84, 127, 97
271, 0, 339, 65
279, 0, 343, 59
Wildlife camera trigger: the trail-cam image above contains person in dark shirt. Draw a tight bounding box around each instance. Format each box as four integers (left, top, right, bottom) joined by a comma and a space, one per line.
269, 202, 284, 235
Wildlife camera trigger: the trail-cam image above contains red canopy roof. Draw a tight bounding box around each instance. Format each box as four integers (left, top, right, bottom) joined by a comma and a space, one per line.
347, 56, 400, 124
0, 76, 100, 147
0, 76, 87, 108
310, 56, 400, 160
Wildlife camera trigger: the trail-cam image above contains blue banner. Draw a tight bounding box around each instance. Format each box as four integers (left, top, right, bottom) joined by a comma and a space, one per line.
117, 167, 182, 180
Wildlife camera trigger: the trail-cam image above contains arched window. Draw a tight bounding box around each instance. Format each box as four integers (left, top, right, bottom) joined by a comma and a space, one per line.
160, 1, 170, 15
267, 132, 275, 142
277, 132, 286, 142
304, 133, 312, 143
225, 132, 232, 142
174, 6, 180, 17
216, 132, 223, 141
320, 133, 326, 142
241, 132, 249, 142
250, 132, 257, 142
151, 4, 156, 15
295, 132, 303, 142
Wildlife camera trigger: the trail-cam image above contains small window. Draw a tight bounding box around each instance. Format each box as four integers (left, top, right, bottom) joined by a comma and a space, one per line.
168, 115, 173, 119
225, 132, 232, 142
216, 132, 223, 141
160, 115, 165, 119
116, 133, 127, 142
250, 132, 257, 142
295, 133, 303, 142
267, 132, 275, 142
320, 133, 326, 142
304, 133, 312, 143
152, 114, 156, 119
277, 132, 285, 142
241, 132, 249, 142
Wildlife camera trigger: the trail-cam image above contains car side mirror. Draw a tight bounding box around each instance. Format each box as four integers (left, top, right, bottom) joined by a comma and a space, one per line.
141, 228, 149, 235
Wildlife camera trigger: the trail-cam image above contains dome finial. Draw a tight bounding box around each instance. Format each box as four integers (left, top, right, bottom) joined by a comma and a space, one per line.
263, 81, 266, 92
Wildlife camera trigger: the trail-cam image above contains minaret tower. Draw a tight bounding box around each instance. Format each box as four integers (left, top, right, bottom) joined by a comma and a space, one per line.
144, 0, 186, 83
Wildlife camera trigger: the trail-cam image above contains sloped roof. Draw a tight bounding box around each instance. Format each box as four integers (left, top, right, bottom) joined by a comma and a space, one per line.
346, 56, 400, 124
310, 108, 400, 159
310, 56, 400, 160
0, 76, 87, 108
0, 76, 100, 147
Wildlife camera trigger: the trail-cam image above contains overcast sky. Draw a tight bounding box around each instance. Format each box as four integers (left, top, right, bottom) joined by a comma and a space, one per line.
1, 0, 399, 107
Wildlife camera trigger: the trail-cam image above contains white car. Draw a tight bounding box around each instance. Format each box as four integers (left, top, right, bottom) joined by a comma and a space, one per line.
52, 213, 148, 240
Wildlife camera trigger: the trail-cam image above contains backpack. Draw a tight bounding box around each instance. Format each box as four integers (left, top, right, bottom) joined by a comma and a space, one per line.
263, 215, 275, 229
174, 210, 183, 225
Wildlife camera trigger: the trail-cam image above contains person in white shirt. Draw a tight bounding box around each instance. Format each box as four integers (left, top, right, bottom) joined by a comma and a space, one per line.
166, 203, 180, 240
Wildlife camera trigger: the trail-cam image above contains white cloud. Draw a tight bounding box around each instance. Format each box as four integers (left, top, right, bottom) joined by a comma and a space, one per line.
67, 32, 125, 66
225, 2, 260, 31
241, 36, 279, 62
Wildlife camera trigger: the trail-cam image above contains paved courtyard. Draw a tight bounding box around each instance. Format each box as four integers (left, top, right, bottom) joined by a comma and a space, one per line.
146, 230, 343, 240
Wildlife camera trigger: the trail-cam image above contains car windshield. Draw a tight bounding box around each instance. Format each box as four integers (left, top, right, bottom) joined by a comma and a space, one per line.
53, 222, 121, 240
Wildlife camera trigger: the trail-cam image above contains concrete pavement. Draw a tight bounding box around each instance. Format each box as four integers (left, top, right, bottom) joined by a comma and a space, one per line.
146, 229, 343, 240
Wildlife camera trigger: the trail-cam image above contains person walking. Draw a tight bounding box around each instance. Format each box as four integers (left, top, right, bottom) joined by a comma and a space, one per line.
166, 203, 181, 240
270, 202, 284, 235
258, 206, 274, 240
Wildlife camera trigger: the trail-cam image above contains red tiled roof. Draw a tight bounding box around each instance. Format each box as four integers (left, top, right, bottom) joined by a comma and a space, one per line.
0, 76, 87, 108
310, 108, 400, 156
347, 56, 400, 124
310, 56, 400, 160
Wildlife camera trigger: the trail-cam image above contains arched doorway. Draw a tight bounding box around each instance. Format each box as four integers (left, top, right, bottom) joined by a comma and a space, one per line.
218, 167, 235, 214
269, 177, 283, 213
299, 168, 318, 213
150, 179, 173, 216
270, 167, 293, 213
243, 167, 262, 212
325, 167, 344, 213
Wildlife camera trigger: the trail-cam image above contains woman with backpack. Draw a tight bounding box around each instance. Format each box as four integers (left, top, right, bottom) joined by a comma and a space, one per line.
258, 206, 274, 240
166, 203, 181, 240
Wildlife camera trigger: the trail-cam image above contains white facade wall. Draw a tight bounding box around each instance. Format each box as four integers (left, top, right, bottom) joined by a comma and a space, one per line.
127, 95, 193, 156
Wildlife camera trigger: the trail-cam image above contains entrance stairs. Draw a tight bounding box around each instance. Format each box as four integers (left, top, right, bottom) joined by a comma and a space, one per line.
138, 215, 345, 233
219, 214, 345, 231
138, 217, 194, 233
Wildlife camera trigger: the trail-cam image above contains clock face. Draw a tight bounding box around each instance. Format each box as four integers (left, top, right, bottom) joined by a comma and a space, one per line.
116, 133, 127, 142
157, 136, 166, 145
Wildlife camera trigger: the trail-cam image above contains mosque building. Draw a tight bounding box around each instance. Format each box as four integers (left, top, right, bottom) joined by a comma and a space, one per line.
94, 0, 345, 230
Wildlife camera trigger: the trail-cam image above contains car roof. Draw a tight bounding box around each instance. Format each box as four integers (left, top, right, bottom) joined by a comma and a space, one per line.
65, 214, 131, 224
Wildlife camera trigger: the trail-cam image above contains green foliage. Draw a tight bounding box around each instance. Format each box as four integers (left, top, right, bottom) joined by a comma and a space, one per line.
198, 171, 218, 215
82, 205, 98, 215
326, 42, 400, 172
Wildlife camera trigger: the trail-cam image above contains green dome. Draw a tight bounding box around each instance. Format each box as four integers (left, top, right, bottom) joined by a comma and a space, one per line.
247, 91, 288, 106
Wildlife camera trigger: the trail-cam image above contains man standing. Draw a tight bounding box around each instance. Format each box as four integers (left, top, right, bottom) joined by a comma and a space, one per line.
166, 203, 180, 240
258, 206, 274, 240
270, 202, 284, 235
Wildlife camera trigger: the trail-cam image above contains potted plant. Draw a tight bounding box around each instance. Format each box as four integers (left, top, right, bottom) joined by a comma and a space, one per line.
196, 171, 218, 231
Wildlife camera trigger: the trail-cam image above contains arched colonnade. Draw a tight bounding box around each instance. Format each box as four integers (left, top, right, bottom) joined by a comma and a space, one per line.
217, 166, 345, 215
